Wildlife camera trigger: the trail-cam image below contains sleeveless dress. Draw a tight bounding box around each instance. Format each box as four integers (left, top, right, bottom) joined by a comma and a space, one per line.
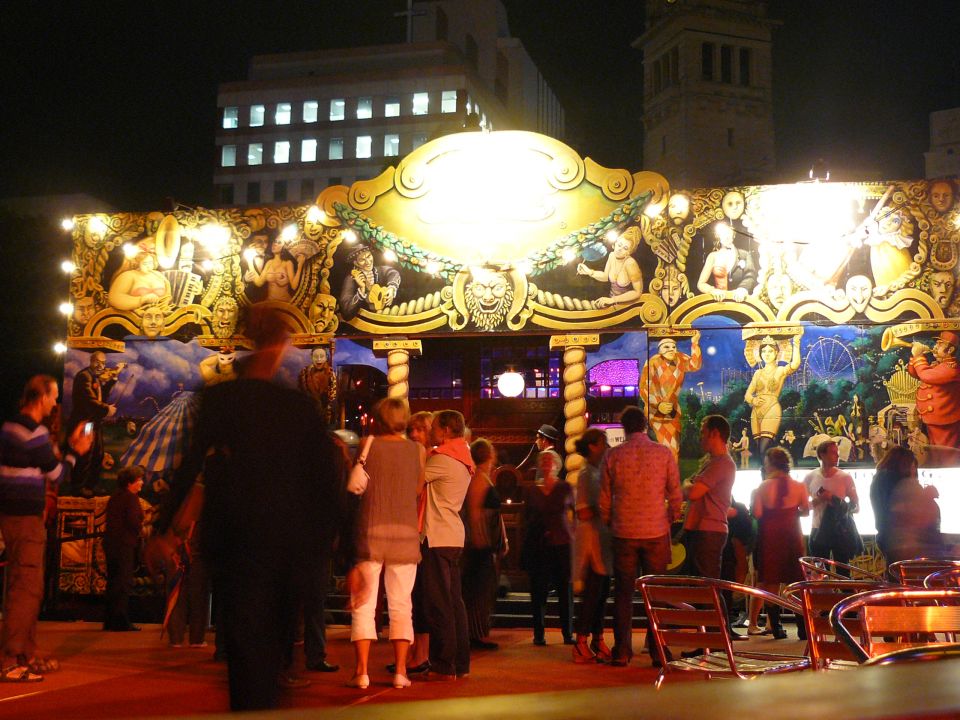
355, 438, 422, 565
755, 504, 804, 583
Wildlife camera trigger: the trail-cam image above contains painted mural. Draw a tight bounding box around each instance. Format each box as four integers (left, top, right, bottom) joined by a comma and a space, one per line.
61, 130, 960, 493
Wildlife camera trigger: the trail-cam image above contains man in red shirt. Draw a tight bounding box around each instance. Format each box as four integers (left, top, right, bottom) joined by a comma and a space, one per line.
909, 331, 960, 466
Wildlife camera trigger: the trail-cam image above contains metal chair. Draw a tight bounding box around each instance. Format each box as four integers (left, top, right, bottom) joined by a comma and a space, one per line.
637, 575, 809, 685
829, 587, 960, 662
784, 580, 887, 670
887, 558, 960, 586
864, 643, 960, 666
924, 567, 960, 589
798, 556, 884, 582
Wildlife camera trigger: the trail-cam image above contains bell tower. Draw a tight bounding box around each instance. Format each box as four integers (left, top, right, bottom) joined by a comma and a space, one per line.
634, 0, 779, 187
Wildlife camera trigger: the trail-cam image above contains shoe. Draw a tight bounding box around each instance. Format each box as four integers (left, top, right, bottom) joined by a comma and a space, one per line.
533, 637, 546, 646
732, 611, 749, 628
306, 659, 340, 673
470, 639, 499, 650
20, 656, 59, 674
590, 637, 613, 663
189, 642, 208, 649
0, 664, 43, 683
169, 643, 184, 648
747, 625, 766, 636
680, 649, 704, 659
572, 637, 595, 664
393, 673, 411, 688
771, 626, 788, 640
609, 655, 630, 667
425, 671, 457, 681
729, 629, 749, 642
278, 672, 311, 689
457, 671, 470, 679
387, 660, 430, 674
346, 674, 369, 689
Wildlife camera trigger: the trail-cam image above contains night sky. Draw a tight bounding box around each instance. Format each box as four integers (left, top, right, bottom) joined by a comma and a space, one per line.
1, 0, 958, 211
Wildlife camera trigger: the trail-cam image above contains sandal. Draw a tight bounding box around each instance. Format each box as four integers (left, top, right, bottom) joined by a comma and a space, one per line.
0, 665, 43, 683
20, 656, 60, 674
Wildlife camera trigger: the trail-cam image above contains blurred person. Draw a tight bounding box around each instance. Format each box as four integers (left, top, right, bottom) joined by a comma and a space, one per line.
747, 447, 809, 639
522, 438, 574, 647
158, 306, 345, 711
599, 406, 681, 666
103, 465, 146, 632
0, 375, 92, 680
533, 424, 562, 484
421, 410, 474, 680
462, 438, 503, 650
805, 439, 859, 571
722, 498, 756, 628
870, 446, 944, 564
346, 397, 425, 690
571, 428, 613, 663
166, 519, 210, 649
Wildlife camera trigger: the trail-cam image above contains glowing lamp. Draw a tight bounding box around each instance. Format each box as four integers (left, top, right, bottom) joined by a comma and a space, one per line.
425, 260, 441, 275
306, 205, 322, 223
53, 342, 67, 354
198, 224, 230, 252
343, 229, 358, 243
201, 259, 214, 272
382, 248, 398, 263
242, 247, 258, 263
515, 260, 533, 276
280, 224, 298, 243
122, 243, 139, 259
605, 230, 619, 244
58, 302, 73, 316
61, 218, 75, 231
714, 223, 734, 244
497, 370, 525, 398
88, 216, 107, 235
561, 248, 577, 264
60, 260, 76, 273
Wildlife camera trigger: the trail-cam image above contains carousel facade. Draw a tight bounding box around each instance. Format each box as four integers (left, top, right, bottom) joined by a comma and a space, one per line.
58, 130, 960, 595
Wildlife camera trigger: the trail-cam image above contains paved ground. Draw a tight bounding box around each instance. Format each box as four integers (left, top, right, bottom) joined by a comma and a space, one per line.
0, 621, 808, 718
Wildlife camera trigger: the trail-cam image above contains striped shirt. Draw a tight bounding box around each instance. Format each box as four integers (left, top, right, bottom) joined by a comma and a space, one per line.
0, 414, 72, 516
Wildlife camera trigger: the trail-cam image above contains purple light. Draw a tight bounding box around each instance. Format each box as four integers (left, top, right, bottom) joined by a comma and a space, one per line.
589, 359, 639, 387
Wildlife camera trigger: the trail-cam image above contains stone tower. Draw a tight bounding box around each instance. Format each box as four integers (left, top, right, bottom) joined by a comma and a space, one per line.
634, 0, 778, 188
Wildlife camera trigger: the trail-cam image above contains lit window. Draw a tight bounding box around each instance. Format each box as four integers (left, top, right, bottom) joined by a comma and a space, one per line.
330, 99, 345, 121
441, 90, 457, 113
328, 138, 343, 160
301, 139, 318, 162
222, 107, 239, 129
273, 141, 290, 164
248, 143, 263, 165
250, 105, 265, 127
356, 135, 372, 159
303, 101, 319, 123
412, 133, 428, 150
412, 92, 429, 115
357, 97, 373, 119
385, 96, 400, 117
221, 145, 237, 167
275, 103, 292, 125
384, 134, 400, 157
465, 97, 472, 115
480, 113, 488, 130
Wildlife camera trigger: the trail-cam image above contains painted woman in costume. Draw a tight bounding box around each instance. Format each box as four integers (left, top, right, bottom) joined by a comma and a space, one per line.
577, 226, 644, 308
744, 335, 801, 458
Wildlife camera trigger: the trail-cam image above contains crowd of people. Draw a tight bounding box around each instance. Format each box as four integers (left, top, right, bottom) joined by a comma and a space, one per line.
0, 312, 951, 707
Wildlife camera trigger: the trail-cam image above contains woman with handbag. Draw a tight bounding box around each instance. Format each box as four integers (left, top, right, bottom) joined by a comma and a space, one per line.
345, 397, 425, 690
461, 438, 504, 650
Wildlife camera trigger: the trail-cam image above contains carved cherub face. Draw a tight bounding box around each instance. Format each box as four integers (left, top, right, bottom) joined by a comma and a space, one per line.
661, 266, 684, 306
668, 194, 690, 224
74, 296, 95, 326
845, 275, 873, 313
141, 305, 166, 338
212, 297, 238, 338
930, 271, 955, 309
930, 181, 955, 214
721, 191, 745, 221
465, 269, 513, 331
766, 273, 792, 309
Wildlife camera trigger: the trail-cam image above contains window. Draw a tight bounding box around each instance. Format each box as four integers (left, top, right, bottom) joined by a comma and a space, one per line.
247, 181, 260, 204
356, 135, 372, 159
248, 143, 263, 165
384, 134, 400, 157
221, 145, 237, 167
273, 141, 290, 164
328, 138, 343, 160
385, 96, 400, 117
301, 138, 318, 162
739, 48, 751, 86
330, 98, 345, 121
301, 178, 315, 201
250, 104, 265, 127
356, 97, 373, 119
274, 180, 287, 202
412, 92, 429, 115
412, 133, 428, 150
701, 43, 714, 81
441, 90, 457, 113
222, 106, 239, 129
215, 183, 234, 205
720, 45, 732, 83
275, 102, 292, 125
303, 100, 319, 123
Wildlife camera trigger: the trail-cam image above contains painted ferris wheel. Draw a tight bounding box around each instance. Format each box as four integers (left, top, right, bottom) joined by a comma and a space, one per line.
800, 336, 857, 387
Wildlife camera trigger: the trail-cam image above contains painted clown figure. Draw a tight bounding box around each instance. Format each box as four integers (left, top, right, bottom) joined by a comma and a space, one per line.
909, 330, 960, 466
639, 331, 702, 457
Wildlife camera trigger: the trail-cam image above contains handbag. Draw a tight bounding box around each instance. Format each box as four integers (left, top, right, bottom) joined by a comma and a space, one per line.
346, 435, 374, 496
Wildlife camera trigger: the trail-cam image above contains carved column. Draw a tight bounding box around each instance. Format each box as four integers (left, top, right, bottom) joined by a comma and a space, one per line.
550, 333, 600, 487
373, 338, 422, 399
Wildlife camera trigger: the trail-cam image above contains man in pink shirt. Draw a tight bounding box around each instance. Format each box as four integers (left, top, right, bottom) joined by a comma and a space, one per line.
599, 406, 681, 667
